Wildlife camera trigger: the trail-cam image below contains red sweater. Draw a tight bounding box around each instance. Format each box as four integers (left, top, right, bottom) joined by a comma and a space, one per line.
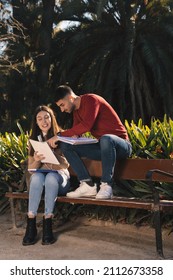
61, 94, 129, 140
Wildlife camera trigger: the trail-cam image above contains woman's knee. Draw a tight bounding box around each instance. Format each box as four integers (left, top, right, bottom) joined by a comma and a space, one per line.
30, 172, 45, 185
45, 172, 62, 186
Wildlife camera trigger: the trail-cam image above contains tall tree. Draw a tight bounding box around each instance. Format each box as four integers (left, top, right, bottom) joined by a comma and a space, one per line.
1, 0, 173, 132
51, 0, 173, 122
35, 0, 55, 89
0, 0, 56, 132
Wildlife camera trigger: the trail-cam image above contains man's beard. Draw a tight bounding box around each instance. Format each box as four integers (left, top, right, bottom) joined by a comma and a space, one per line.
69, 103, 75, 113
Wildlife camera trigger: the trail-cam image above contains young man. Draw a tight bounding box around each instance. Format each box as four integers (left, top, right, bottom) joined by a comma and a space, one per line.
48, 85, 132, 199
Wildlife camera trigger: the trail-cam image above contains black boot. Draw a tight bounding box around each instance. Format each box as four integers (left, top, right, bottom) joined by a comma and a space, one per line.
42, 217, 56, 245
22, 216, 37, 246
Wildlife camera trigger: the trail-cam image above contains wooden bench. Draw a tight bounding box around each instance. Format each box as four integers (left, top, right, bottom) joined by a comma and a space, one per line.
5, 158, 173, 258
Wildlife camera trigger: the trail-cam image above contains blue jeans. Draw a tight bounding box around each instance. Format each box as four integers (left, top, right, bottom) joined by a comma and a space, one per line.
28, 171, 70, 216
60, 134, 132, 185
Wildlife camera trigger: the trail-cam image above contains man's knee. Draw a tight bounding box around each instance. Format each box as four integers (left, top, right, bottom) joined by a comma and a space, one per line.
100, 134, 114, 146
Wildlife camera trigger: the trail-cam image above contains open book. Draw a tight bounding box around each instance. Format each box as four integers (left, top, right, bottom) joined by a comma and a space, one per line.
57, 136, 98, 145
29, 139, 60, 165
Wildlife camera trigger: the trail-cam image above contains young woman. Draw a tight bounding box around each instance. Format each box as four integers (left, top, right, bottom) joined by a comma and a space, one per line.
22, 105, 70, 246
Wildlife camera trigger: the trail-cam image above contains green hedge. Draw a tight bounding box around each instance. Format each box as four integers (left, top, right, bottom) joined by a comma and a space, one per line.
126, 115, 173, 159
1, 116, 173, 193
0, 123, 28, 195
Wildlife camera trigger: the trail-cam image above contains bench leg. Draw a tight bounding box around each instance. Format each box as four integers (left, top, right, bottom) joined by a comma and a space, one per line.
146, 174, 164, 258
9, 197, 17, 229
153, 210, 164, 258
16, 199, 27, 227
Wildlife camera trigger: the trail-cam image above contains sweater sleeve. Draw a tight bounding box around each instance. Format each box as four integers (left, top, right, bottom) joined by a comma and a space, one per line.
61, 96, 99, 137
28, 155, 41, 172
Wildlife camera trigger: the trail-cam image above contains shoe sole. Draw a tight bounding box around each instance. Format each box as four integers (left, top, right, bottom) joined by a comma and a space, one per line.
66, 194, 96, 198
22, 240, 37, 246
95, 196, 113, 200
42, 239, 56, 245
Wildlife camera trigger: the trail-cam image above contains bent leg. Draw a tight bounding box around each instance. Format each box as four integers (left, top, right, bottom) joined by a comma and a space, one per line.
100, 135, 132, 184
60, 142, 101, 182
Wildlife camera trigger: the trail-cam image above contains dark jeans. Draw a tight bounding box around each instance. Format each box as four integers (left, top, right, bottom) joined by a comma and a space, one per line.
60, 134, 132, 185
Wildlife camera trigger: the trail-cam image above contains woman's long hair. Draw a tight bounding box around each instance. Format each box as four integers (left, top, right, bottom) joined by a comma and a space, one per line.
29, 105, 60, 156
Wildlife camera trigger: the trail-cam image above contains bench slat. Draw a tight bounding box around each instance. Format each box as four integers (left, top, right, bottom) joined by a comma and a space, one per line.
5, 192, 29, 199
5, 192, 153, 210
6, 192, 173, 212
57, 196, 153, 210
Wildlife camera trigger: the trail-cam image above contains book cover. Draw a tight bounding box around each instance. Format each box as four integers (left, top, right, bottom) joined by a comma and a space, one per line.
29, 139, 60, 165
28, 169, 57, 173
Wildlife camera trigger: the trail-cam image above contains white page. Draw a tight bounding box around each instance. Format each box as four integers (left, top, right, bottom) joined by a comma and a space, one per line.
58, 136, 98, 145
29, 139, 60, 164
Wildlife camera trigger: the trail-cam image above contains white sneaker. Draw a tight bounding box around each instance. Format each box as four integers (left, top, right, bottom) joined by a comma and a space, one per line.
96, 182, 113, 199
66, 181, 97, 198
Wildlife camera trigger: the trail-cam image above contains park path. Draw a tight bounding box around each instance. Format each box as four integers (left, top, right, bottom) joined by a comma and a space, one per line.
0, 211, 173, 260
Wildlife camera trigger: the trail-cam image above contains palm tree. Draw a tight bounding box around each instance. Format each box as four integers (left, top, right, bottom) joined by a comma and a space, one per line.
1, 0, 55, 132
51, 0, 173, 122
2, 0, 173, 131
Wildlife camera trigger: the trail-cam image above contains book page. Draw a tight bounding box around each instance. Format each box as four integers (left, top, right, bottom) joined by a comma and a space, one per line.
58, 136, 98, 145
29, 139, 60, 165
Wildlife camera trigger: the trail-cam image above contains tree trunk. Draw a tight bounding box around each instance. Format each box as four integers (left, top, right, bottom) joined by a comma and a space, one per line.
37, 0, 55, 88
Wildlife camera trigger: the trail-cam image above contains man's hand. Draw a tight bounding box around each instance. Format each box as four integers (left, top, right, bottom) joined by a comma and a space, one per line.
47, 135, 58, 148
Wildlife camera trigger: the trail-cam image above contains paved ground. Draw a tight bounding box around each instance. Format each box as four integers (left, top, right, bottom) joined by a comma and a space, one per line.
0, 211, 173, 260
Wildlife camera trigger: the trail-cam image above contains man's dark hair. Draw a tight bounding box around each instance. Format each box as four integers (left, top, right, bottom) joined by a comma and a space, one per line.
54, 85, 72, 103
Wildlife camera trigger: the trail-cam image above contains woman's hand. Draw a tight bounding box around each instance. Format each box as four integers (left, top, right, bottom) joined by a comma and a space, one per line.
34, 151, 45, 162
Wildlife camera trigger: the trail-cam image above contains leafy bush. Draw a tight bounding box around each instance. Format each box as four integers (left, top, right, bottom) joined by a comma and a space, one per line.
0, 123, 29, 191
125, 115, 173, 159
1, 116, 173, 191
121, 115, 173, 205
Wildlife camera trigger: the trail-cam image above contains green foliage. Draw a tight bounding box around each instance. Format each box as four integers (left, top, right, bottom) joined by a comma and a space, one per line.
2, 0, 173, 133
0, 123, 29, 189
52, 0, 173, 123
1, 116, 173, 190
125, 115, 173, 159
107, 116, 172, 232
115, 115, 173, 204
